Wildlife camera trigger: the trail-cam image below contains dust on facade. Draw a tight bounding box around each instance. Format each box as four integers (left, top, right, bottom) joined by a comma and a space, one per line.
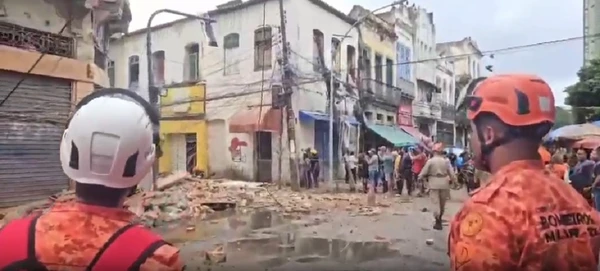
0, 0, 482, 207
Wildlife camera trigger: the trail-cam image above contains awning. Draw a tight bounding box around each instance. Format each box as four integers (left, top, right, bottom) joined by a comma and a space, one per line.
367, 124, 419, 147
229, 107, 281, 133
298, 110, 359, 125
400, 125, 433, 148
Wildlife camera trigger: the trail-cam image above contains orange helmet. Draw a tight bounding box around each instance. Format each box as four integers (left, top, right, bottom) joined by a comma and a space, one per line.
465, 74, 555, 127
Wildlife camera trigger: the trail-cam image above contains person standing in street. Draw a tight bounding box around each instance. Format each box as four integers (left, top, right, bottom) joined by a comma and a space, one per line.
382, 148, 395, 194
590, 148, 600, 210
448, 74, 600, 270
398, 147, 414, 196
410, 147, 427, 196
0, 88, 183, 270
367, 149, 379, 192
418, 143, 456, 230
346, 151, 358, 192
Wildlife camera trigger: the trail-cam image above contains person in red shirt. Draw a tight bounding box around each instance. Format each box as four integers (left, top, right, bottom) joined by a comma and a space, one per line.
0, 88, 183, 270
448, 74, 600, 270
410, 147, 427, 196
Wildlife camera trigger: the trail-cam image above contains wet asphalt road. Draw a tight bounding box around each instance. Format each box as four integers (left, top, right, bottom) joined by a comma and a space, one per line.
169, 189, 468, 271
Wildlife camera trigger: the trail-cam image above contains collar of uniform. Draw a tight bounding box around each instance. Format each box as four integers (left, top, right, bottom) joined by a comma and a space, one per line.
495, 159, 544, 174
470, 160, 543, 203
49, 201, 136, 223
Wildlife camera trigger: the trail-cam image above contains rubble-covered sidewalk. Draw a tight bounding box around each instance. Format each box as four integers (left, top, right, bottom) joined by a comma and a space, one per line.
0, 173, 401, 228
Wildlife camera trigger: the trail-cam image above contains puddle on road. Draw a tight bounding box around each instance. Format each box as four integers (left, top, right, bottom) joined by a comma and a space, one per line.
163, 209, 407, 268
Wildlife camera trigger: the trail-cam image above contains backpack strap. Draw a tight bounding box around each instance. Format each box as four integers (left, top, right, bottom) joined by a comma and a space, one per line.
0, 215, 47, 271
88, 224, 168, 271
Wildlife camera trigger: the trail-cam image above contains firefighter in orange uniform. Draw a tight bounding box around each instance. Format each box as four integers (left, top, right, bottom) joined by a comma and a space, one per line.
0, 89, 183, 270
448, 75, 600, 270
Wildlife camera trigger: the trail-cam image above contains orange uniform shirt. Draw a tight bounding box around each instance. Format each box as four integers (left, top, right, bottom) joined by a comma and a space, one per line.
34, 202, 183, 270
449, 160, 600, 270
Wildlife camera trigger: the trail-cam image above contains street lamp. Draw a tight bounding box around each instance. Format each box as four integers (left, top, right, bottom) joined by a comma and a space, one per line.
145, 9, 217, 190
329, 0, 406, 192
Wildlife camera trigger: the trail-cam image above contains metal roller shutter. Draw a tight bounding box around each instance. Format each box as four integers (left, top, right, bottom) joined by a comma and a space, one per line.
0, 71, 71, 207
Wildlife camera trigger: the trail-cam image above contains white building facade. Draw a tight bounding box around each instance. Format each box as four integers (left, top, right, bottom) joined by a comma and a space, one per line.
410, 6, 440, 141
436, 37, 483, 148
434, 56, 456, 146
584, 0, 600, 63
108, 0, 359, 182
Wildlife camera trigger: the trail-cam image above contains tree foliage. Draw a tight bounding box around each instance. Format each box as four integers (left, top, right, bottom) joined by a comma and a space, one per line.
553, 106, 572, 129
454, 74, 473, 128
565, 59, 600, 124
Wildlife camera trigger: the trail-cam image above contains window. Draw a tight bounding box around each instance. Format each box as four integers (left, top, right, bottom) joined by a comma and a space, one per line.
374, 54, 383, 81
376, 113, 383, 121
385, 58, 393, 86
254, 27, 272, 71
107, 60, 115, 87
404, 47, 411, 79
312, 29, 324, 72
346, 45, 356, 82
362, 47, 371, 80
386, 115, 394, 124
184, 43, 199, 81
223, 33, 240, 75
331, 37, 341, 73
396, 43, 411, 82
128, 55, 139, 88
365, 111, 373, 121
151, 50, 165, 86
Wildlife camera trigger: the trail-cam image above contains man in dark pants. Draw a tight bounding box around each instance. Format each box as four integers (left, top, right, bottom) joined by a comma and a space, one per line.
398, 148, 413, 195
309, 149, 320, 188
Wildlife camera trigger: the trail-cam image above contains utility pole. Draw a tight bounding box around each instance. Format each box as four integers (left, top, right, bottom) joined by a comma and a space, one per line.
278, 0, 300, 191
145, 9, 216, 191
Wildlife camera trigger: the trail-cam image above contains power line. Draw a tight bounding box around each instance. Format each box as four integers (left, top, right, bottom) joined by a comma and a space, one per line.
0, 19, 72, 107
162, 78, 322, 108
291, 33, 599, 72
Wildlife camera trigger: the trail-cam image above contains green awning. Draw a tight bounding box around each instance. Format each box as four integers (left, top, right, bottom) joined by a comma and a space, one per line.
367, 124, 419, 147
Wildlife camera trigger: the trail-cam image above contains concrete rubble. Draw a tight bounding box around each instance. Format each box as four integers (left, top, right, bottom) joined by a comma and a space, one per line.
1, 173, 401, 228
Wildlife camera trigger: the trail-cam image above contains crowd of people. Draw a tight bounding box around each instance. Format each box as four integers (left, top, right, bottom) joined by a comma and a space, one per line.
341, 145, 485, 196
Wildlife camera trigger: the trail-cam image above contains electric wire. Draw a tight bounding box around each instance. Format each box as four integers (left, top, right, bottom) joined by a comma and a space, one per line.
0, 19, 73, 107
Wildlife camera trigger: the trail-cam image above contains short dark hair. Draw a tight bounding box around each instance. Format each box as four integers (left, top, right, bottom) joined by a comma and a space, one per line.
474, 112, 550, 141
75, 182, 133, 207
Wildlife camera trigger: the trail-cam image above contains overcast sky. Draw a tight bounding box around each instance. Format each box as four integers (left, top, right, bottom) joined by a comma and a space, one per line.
129, 0, 582, 106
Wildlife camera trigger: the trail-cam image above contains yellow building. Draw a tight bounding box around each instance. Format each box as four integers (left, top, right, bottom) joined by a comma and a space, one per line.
158, 82, 208, 176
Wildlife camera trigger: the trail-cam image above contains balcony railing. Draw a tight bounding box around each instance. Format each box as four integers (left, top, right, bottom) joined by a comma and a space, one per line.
361, 78, 403, 106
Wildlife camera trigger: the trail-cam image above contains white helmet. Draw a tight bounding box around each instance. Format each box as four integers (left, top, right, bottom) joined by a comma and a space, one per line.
60, 93, 156, 189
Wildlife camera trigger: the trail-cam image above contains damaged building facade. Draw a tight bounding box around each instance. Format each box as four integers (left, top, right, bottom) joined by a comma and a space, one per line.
0, 0, 130, 207
437, 37, 483, 148
109, 0, 360, 182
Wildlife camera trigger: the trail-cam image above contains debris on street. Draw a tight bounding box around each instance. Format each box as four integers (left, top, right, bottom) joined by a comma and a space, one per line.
1, 174, 404, 228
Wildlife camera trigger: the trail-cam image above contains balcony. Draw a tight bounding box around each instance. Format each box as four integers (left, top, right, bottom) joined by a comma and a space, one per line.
88, 0, 132, 36
413, 100, 441, 120
396, 78, 415, 98
440, 101, 455, 121
361, 78, 403, 107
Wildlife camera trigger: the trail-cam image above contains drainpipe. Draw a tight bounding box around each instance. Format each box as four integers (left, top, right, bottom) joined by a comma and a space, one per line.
354, 25, 367, 153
